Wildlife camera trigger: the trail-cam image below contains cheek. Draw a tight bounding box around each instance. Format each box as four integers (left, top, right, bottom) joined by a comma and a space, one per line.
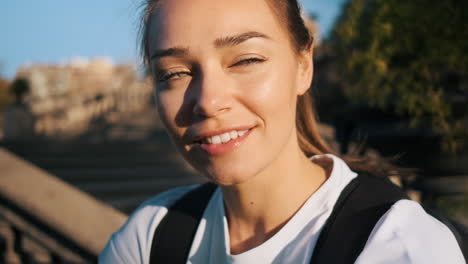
236, 62, 298, 121
155, 88, 186, 133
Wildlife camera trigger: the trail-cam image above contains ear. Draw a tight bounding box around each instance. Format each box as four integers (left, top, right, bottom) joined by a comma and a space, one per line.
296, 44, 314, 96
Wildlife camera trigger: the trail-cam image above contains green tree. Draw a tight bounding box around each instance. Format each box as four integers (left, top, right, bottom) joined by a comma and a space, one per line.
329, 0, 468, 152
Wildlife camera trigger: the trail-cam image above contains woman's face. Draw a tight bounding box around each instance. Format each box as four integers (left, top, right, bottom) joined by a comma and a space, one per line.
148, 0, 312, 185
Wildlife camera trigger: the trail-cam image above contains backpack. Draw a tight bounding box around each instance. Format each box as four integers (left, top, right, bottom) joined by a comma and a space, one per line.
149, 174, 467, 263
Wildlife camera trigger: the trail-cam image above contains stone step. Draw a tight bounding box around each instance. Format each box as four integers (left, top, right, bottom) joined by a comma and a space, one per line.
2, 144, 174, 157
73, 173, 204, 213
0, 138, 174, 156
51, 168, 195, 184
24, 157, 183, 170
74, 177, 204, 198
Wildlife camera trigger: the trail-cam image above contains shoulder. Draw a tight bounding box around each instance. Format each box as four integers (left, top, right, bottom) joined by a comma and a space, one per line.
357, 199, 466, 264
99, 184, 200, 264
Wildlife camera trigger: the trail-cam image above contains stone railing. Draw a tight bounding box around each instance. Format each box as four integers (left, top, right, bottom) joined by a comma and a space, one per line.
0, 148, 127, 263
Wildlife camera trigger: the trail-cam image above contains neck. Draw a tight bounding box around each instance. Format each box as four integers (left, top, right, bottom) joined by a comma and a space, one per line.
221, 136, 327, 254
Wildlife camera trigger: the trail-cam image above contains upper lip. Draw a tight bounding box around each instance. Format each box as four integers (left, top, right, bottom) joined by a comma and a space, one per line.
186, 125, 254, 143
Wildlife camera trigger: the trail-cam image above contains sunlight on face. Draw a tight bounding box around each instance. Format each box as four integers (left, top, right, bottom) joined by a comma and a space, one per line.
147, 0, 311, 185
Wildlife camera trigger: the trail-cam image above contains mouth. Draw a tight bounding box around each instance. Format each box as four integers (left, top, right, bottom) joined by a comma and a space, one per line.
192, 129, 250, 145
189, 127, 254, 156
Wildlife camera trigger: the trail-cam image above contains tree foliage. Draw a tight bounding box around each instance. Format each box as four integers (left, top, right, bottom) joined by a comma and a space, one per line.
329, 0, 468, 152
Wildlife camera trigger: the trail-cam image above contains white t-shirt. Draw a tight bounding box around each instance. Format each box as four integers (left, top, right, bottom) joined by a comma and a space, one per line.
99, 154, 465, 263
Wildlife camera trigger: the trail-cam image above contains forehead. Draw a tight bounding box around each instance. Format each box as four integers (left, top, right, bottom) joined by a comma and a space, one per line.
147, 0, 288, 51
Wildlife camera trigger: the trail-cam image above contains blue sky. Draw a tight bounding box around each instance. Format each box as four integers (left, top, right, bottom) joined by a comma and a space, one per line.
0, 0, 345, 79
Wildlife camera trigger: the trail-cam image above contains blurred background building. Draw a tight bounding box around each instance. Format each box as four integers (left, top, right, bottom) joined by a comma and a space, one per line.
11, 58, 152, 139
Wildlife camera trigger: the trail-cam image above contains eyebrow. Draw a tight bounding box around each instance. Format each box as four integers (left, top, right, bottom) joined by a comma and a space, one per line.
213, 31, 271, 48
150, 47, 189, 61
150, 31, 271, 61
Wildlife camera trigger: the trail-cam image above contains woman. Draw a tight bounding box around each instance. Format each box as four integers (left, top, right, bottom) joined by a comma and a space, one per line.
100, 0, 465, 263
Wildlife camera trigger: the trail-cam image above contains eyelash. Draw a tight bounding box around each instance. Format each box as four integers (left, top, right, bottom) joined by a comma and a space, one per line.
230, 57, 266, 67
157, 57, 266, 82
157, 71, 191, 82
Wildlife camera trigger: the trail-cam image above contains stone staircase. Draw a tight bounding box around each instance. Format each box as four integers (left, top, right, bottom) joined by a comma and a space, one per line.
2, 138, 203, 215
1, 136, 204, 215
1, 106, 205, 215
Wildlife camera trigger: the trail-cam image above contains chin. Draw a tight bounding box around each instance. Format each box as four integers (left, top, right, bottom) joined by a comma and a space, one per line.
192, 159, 261, 186
179, 139, 272, 186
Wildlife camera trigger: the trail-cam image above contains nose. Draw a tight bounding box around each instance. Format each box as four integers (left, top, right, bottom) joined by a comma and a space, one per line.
192, 69, 232, 118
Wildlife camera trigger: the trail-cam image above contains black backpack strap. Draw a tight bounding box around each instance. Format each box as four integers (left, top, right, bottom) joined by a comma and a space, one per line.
310, 174, 409, 264
149, 183, 217, 264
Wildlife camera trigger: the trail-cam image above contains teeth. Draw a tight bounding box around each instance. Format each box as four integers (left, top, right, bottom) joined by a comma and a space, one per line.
212, 135, 222, 144
229, 131, 238, 139
201, 129, 249, 145
221, 132, 231, 143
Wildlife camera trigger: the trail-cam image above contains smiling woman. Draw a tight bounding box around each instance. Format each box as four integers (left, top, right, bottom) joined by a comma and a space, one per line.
145, 0, 317, 187
98, 0, 465, 263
